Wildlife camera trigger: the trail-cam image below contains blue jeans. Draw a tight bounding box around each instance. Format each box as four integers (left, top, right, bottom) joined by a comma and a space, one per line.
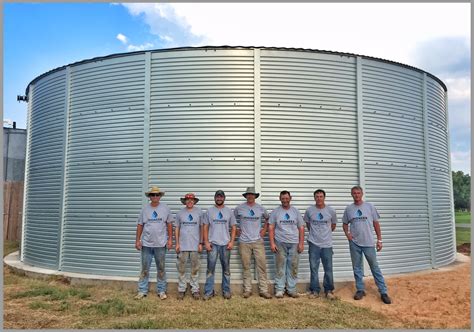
308, 241, 334, 294
137, 246, 167, 294
204, 244, 231, 296
274, 241, 299, 294
349, 240, 388, 294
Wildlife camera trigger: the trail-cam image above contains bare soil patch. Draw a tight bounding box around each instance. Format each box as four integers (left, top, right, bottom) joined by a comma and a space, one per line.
457, 243, 471, 255
335, 254, 471, 329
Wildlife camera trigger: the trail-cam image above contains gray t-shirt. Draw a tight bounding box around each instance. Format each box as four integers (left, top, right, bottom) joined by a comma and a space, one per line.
304, 205, 337, 248
269, 205, 304, 244
175, 207, 203, 251
203, 206, 237, 246
342, 202, 380, 247
234, 203, 269, 243
137, 203, 173, 247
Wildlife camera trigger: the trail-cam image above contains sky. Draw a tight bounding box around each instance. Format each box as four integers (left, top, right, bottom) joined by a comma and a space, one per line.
3, 2, 471, 174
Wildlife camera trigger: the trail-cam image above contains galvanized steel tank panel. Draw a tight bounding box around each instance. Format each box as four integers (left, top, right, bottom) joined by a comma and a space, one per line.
21, 47, 455, 281
22, 69, 67, 269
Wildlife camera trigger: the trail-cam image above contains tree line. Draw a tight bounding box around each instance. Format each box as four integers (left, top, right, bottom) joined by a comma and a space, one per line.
452, 171, 470, 211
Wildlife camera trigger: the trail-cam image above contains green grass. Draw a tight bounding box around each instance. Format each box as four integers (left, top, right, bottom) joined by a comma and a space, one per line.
11, 285, 91, 301
455, 211, 471, 224
3, 240, 20, 257
4, 267, 393, 329
456, 227, 471, 246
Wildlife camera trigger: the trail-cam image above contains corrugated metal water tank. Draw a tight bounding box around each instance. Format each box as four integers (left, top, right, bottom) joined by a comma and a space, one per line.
21, 46, 455, 281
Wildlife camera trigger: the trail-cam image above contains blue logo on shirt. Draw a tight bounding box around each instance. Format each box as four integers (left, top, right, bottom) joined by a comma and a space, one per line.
318, 212, 324, 220
249, 209, 255, 216
152, 211, 158, 219
356, 209, 363, 217
284, 213, 290, 220
188, 214, 193, 221
218, 211, 223, 219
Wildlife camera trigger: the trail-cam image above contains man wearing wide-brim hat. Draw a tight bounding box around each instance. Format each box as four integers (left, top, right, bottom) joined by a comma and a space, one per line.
175, 193, 203, 300
233, 187, 272, 299
134, 186, 173, 300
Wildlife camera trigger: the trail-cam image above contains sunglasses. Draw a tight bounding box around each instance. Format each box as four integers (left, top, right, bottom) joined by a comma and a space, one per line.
149, 193, 161, 197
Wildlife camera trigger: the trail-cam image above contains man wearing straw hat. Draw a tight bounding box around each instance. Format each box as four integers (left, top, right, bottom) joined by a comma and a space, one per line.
234, 187, 272, 299
202, 190, 237, 300
175, 193, 203, 300
134, 186, 173, 300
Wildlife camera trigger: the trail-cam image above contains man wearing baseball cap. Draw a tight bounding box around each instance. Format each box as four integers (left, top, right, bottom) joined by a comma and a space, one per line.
202, 190, 237, 300
234, 187, 272, 299
175, 193, 204, 300
134, 186, 173, 300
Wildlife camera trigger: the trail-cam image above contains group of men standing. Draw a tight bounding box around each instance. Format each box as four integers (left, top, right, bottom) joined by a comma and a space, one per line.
134, 185, 392, 305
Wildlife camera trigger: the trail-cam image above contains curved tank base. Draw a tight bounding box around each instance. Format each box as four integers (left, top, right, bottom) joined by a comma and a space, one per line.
4, 251, 467, 296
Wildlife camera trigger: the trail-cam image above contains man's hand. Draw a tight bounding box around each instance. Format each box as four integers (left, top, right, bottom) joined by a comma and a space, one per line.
205, 241, 212, 252
270, 243, 278, 253
227, 241, 234, 250
135, 240, 142, 251
175, 243, 180, 253
376, 241, 383, 252
297, 243, 304, 253
198, 243, 203, 253
167, 239, 172, 250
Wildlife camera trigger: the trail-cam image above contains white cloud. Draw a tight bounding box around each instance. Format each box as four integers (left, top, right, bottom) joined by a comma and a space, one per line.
451, 151, 471, 175
127, 42, 154, 52
116, 33, 128, 44
445, 77, 471, 102
161, 35, 173, 42
121, 3, 471, 173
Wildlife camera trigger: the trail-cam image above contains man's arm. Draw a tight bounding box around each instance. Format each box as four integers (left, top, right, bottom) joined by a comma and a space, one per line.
260, 218, 269, 238
373, 220, 383, 251
227, 224, 236, 250
167, 223, 173, 249
175, 225, 180, 253
135, 224, 143, 250
297, 226, 305, 253
342, 223, 352, 241
269, 224, 277, 252
203, 224, 212, 251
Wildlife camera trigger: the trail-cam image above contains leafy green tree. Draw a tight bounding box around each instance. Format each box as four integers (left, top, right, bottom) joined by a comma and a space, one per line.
452, 171, 470, 211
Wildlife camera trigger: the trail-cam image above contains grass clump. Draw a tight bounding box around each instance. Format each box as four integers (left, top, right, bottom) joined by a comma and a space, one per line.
11, 285, 91, 301
80, 298, 127, 316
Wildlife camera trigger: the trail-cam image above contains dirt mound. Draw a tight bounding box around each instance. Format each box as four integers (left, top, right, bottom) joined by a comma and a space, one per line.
335, 254, 471, 329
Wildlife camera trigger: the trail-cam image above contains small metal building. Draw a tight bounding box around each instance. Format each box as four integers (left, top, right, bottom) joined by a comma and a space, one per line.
21, 46, 455, 281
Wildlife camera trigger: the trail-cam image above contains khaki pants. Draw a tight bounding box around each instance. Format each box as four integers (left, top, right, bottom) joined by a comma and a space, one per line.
176, 251, 200, 293
239, 239, 269, 294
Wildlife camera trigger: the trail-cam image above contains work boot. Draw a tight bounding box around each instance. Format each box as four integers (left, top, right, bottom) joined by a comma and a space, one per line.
287, 292, 299, 298
242, 291, 252, 299
381, 293, 392, 304
325, 291, 336, 300
353, 290, 366, 300
259, 292, 272, 299
275, 291, 284, 299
